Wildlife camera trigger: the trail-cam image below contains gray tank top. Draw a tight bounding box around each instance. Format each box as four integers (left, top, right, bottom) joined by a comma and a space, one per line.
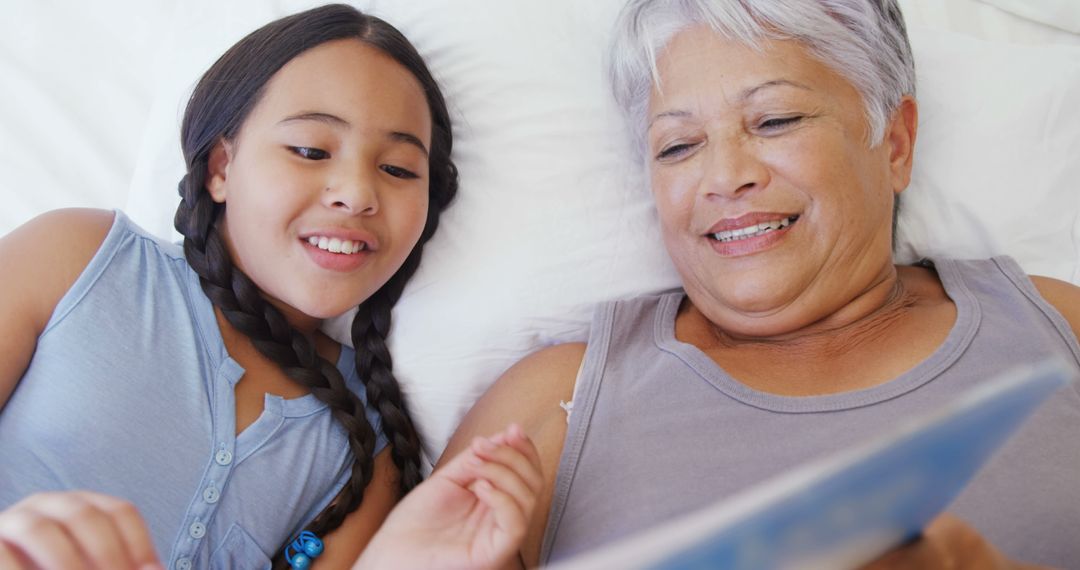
540, 257, 1080, 568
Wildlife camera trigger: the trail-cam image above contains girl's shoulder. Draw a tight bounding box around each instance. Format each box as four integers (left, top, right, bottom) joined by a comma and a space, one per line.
0, 208, 117, 333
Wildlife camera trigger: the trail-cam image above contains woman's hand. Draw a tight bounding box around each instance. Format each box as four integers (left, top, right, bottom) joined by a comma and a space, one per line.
862, 513, 1047, 570
355, 423, 542, 570
0, 490, 162, 569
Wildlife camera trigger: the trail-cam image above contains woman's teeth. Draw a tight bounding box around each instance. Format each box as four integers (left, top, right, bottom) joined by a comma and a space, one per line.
307, 235, 366, 254
710, 216, 797, 242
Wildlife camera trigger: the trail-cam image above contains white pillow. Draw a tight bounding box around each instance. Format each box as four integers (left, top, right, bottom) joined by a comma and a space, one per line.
977, 0, 1080, 35
127, 1, 1080, 463
899, 0, 1080, 44
896, 27, 1080, 280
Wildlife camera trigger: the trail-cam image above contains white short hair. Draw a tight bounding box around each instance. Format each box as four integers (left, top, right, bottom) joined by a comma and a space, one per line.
608, 0, 916, 152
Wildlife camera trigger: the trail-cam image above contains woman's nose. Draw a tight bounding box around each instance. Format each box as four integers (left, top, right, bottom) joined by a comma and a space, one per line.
699, 137, 770, 200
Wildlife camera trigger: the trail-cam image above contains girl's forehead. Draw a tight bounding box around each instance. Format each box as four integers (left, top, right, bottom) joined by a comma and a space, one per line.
246, 39, 432, 142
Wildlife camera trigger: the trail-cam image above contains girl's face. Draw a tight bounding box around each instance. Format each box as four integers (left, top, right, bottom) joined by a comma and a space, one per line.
207, 39, 432, 331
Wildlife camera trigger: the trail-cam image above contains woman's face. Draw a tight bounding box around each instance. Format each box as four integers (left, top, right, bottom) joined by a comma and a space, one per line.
647, 26, 915, 336
206, 38, 432, 331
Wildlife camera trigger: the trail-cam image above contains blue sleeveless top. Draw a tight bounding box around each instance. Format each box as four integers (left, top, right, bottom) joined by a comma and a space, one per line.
0, 211, 388, 569
542, 257, 1080, 568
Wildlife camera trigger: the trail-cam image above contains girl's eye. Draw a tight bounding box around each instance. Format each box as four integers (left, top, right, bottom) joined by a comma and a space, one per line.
381, 165, 420, 180
655, 142, 698, 161
757, 116, 802, 131
290, 146, 330, 160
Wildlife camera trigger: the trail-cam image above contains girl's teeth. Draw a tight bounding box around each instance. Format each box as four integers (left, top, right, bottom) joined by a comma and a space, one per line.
306, 236, 365, 254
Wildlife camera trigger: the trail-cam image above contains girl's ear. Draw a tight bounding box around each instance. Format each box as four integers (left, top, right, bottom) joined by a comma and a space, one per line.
206, 140, 234, 204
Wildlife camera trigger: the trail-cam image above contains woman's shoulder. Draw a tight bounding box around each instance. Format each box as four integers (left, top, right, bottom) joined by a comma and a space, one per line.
1029, 275, 1080, 340
471, 343, 586, 423
439, 343, 585, 458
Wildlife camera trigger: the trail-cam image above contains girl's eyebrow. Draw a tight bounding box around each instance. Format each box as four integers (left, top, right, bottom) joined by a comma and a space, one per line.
279, 111, 349, 126
279, 112, 429, 157
390, 132, 429, 157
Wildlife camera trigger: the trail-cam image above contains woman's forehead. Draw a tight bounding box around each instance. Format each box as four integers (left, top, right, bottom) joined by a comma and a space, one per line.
649, 27, 854, 111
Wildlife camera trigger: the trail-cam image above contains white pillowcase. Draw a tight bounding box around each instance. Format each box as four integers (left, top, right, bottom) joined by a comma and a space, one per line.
896, 27, 1080, 279
126, 1, 1080, 463
977, 0, 1080, 35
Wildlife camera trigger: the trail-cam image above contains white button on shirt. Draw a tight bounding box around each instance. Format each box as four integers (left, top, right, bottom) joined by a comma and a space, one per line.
215, 449, 233, 466
189, 521, 206, 539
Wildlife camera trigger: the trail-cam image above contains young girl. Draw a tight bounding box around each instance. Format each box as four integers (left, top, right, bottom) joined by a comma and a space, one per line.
0, 4, 539, 569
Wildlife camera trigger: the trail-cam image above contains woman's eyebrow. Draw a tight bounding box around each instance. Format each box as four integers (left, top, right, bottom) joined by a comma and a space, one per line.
648, 110, 692, 130
739, 79, 812, 102
648, 79, 815, 129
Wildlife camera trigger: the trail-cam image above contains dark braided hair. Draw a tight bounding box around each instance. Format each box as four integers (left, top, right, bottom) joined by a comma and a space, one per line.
172, 4, 457, 566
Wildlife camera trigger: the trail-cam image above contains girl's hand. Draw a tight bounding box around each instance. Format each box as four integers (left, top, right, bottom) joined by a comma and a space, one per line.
861, 513, 1048, 570
0, 491, 162, 570
355, 423, 542, 570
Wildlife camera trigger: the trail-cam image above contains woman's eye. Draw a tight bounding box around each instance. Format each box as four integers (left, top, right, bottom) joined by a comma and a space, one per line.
757, 116, 802, 131
290, 146, 330, 160
656, 142, 697, 161
381, 164, 419, 180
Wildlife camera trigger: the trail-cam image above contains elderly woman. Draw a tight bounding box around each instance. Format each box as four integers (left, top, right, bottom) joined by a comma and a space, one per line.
440, 0, 1080, 568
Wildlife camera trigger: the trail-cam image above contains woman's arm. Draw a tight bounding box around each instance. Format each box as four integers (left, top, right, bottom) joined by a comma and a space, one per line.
0, 208, 114, 409
436, 342, 586, 568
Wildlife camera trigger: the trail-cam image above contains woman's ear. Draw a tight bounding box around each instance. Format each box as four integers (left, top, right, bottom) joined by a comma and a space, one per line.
206, 140, 234, 204
887, 96, 918, 195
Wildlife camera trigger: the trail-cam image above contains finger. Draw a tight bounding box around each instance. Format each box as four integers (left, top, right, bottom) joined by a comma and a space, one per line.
860, 530, 952, 570
922, 513, 1008, 569
465, 452, 537, 518
502, 423, 543, 476
80, 493, 160, 568
27, 493, 140, 569
471, 435, 544, 495
0, 540, 32, 570
471, 479, 528, 547
0, 504, 88, 570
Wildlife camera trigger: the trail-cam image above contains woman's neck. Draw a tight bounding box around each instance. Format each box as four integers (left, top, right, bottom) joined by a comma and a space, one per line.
677, 264, 955, 396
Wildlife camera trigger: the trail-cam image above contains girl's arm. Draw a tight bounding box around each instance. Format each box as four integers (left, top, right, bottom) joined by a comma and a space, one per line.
0, 209, 167, 568
354, 424, 542, 570
0, 208, 114, 408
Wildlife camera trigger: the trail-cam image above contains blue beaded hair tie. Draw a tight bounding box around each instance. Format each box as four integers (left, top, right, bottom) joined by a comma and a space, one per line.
285, 530, 324, 570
